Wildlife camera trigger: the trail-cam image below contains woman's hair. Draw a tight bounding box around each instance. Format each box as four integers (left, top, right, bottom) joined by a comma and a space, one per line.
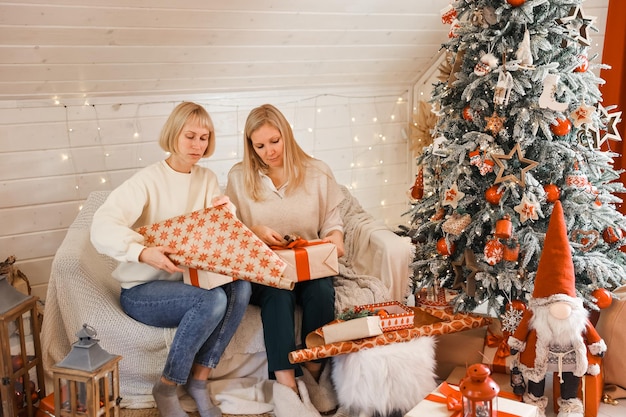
159, 102, 215, 157
242, 104, 313, 200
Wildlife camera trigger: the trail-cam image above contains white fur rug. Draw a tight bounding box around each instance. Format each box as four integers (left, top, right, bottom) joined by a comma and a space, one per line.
331, 337, 437, 417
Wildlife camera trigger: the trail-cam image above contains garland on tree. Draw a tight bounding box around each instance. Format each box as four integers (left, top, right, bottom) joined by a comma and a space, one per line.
406, 0, 626, 315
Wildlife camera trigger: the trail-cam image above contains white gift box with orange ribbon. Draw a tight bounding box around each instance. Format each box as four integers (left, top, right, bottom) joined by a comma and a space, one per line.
273, 239, 339, 283
404, 382, 537, 417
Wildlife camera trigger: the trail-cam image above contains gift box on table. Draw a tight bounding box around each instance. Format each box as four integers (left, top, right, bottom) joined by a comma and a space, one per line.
272, 238, 338, 283
553, 360, 603, 417
405, 382, 536, 417
136, 205, 291, 290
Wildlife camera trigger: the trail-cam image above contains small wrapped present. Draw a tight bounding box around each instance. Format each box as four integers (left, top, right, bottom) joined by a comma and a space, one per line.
319, 316, 383, 345
273, 238, 338, 283
405, 382, 537, 417
354, 301, 415, 332
483, 319, 517, 374
136, 205, 292, 290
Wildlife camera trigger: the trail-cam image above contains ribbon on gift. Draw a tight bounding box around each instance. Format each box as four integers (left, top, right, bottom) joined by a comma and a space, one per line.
272, 238, 325, 281
426, 382, 520, 417
486, 328, 511, 373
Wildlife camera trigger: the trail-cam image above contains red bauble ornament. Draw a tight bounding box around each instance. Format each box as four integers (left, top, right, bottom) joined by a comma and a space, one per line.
506, 0, 526, 6
592, 288, 612, 309
550, 118, 572, 136
603, 227, 623, 244
484, 238, 504, 265
437, 237, 456, 256
463, 106, 473, 121
543, 183, 561, 203
574, 55, 589, 73
485, 185, 504, 205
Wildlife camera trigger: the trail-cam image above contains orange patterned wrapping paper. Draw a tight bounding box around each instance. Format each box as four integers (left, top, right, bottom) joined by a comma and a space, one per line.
136, 205, 291, 289
289, 307, 491, 364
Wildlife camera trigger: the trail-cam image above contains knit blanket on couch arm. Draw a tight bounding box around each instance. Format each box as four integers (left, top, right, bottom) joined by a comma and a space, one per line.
333, 186, 405, 310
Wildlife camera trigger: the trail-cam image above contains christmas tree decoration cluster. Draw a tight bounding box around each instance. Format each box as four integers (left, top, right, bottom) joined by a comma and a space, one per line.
406, 0, 626, 315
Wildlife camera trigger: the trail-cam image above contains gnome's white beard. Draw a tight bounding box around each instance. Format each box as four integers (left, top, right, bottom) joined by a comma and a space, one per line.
530, 301, 588, 347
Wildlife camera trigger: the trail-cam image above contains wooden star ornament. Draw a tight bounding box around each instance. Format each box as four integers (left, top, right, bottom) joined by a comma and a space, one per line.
557, 5, 596, 47
600, 110, 623, 145
491, 143, 539, 187
452, 248, 480, 297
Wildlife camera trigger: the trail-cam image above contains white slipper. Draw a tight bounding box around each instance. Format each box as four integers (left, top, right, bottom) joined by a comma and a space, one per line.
300, 365, 339, 414
272, 380, 321, 417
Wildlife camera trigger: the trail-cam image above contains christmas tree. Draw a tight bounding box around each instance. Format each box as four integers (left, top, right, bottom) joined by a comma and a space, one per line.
407, 0, 625, 316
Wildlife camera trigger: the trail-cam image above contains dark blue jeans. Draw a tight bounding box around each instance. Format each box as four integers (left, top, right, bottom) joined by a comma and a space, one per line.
120, 279, 251, 384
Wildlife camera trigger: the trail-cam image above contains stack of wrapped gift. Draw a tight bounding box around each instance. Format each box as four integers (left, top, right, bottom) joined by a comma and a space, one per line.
290, 306, 491, 364
405, 382, 537, 417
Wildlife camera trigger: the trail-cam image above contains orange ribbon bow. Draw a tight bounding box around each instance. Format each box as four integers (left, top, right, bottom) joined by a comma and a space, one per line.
486, 329, 511, 359
272, 238, 325, 281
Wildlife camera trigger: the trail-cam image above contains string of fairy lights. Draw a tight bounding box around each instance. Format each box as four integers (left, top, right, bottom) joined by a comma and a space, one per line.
52, 91, 411, 221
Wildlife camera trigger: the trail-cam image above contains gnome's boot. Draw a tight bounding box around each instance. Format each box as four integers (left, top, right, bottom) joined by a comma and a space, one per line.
273, 380, 322, 417
556, 397, 584, 417
523, 392, 549, 417
301, 365, 339, 414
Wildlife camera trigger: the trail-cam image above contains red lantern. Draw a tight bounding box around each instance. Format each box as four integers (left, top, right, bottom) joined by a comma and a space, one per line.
592, 288, 612, 309
574, 55, 589, 73
460, 364, 500, 417
485, 185, 504, 205
495, 215, 513, 239
543, 184, 561, 203
463, 106, 473, 121
437, 237, 456, 256
603, 227, 623, 244
550, 118, 572, 136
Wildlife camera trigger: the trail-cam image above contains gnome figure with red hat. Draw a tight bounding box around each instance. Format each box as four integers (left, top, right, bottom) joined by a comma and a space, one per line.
507, 201, 606, 417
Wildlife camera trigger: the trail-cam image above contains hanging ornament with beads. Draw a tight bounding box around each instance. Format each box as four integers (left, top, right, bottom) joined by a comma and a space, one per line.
474, 52, 498, 76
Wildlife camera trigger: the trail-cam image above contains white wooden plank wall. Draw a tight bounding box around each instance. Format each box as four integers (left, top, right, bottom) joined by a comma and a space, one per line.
0, 87, 413, 300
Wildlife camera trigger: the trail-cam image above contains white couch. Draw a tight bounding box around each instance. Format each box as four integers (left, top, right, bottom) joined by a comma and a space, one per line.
41, 186, 413, 413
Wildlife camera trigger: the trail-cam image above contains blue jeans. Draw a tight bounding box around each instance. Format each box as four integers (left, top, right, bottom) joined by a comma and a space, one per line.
120, 279, 251, 384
